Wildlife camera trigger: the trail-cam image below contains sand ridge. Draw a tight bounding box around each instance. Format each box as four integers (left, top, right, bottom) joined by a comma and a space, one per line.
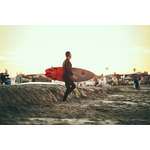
0, 84, 150, 125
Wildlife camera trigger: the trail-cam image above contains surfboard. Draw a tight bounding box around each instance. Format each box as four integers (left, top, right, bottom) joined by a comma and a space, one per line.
45, 67, 95, 82
18, 82, 57, 85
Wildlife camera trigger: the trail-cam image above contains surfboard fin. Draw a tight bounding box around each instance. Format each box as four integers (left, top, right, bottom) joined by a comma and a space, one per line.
48, 75, 53, 77
52, 78, 57, 80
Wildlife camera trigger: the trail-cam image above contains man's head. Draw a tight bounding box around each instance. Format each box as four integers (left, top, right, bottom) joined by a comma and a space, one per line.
65, 51, 71, 59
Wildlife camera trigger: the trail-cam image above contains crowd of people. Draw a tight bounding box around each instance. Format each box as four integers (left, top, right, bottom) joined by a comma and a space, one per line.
0, 69, 11, 85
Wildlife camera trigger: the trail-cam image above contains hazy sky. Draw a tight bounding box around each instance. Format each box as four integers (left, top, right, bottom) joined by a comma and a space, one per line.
0, 25, 150, 76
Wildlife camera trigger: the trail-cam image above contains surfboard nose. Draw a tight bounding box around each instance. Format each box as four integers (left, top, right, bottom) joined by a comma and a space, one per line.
72, 68, 95, 82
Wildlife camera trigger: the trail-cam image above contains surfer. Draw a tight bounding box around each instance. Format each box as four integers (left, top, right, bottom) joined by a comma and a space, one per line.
62, 51, 77, 103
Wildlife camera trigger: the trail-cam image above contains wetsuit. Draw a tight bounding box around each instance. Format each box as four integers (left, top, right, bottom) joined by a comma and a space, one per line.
62, 58, 76, 101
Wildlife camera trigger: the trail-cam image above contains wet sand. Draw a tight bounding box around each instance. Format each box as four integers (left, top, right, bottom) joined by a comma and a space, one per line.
0, 84, 150, 125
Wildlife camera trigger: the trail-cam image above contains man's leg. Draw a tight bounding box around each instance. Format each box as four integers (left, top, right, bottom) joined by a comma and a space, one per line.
62, 79, 71, 101
62, 79, 76, 101
67, 80, 76, 95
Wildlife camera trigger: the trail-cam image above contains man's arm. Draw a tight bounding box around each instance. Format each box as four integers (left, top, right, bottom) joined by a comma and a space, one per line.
66, 60, 74, 76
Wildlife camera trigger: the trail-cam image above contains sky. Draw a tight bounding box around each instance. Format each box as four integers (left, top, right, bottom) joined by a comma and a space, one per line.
0, 25, 150, 77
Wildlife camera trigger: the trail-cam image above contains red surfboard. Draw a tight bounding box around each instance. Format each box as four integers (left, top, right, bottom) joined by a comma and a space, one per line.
45, 67, 64, 82
45, 67, 95, 82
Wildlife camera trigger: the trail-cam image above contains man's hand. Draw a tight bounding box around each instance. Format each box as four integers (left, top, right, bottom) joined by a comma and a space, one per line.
73, 76, 77, 81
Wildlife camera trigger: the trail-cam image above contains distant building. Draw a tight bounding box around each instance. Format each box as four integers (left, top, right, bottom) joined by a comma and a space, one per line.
105, 75, 118, 86
129, 72, 150, 84
84, 79, 94, 86
26, 74, 51, 82
85, 71, 150, 86
16, 74, 32, 84
15, 73, 51, 84
144, 71, 148, 75
140, 73, 150, 84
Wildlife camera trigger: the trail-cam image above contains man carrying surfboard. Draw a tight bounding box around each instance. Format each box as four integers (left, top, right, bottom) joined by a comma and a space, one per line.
62, 51, 77, 103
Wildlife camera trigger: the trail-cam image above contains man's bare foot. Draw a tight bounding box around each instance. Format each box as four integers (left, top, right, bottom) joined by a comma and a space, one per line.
61, 101, 66, 103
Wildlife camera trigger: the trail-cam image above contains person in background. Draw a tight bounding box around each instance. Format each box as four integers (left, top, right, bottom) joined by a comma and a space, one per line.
138, 76, 142, 90
5, 69, 8, 75
5, 78, 11, 85
134, 77, 139, 90
97, 80, 101, 87
101, 79, 103, 87
94, 77, 99, 86
1, 73, 6, 85
97, 79, 103, 87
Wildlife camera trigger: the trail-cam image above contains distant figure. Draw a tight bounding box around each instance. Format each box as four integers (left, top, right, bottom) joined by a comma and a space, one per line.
5, 69, 8, 75
4, 78, 11, 85
134, 78, 139, 90
138, 76, 142, 90
1, 73, 7, 85
97, 79, 103, 87
62, 51, 77, 103
94, 77, 99, 86
101, 79, 103, 87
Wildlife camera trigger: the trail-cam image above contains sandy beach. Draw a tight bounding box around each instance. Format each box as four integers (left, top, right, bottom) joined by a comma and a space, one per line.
0, 84, 150, 125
